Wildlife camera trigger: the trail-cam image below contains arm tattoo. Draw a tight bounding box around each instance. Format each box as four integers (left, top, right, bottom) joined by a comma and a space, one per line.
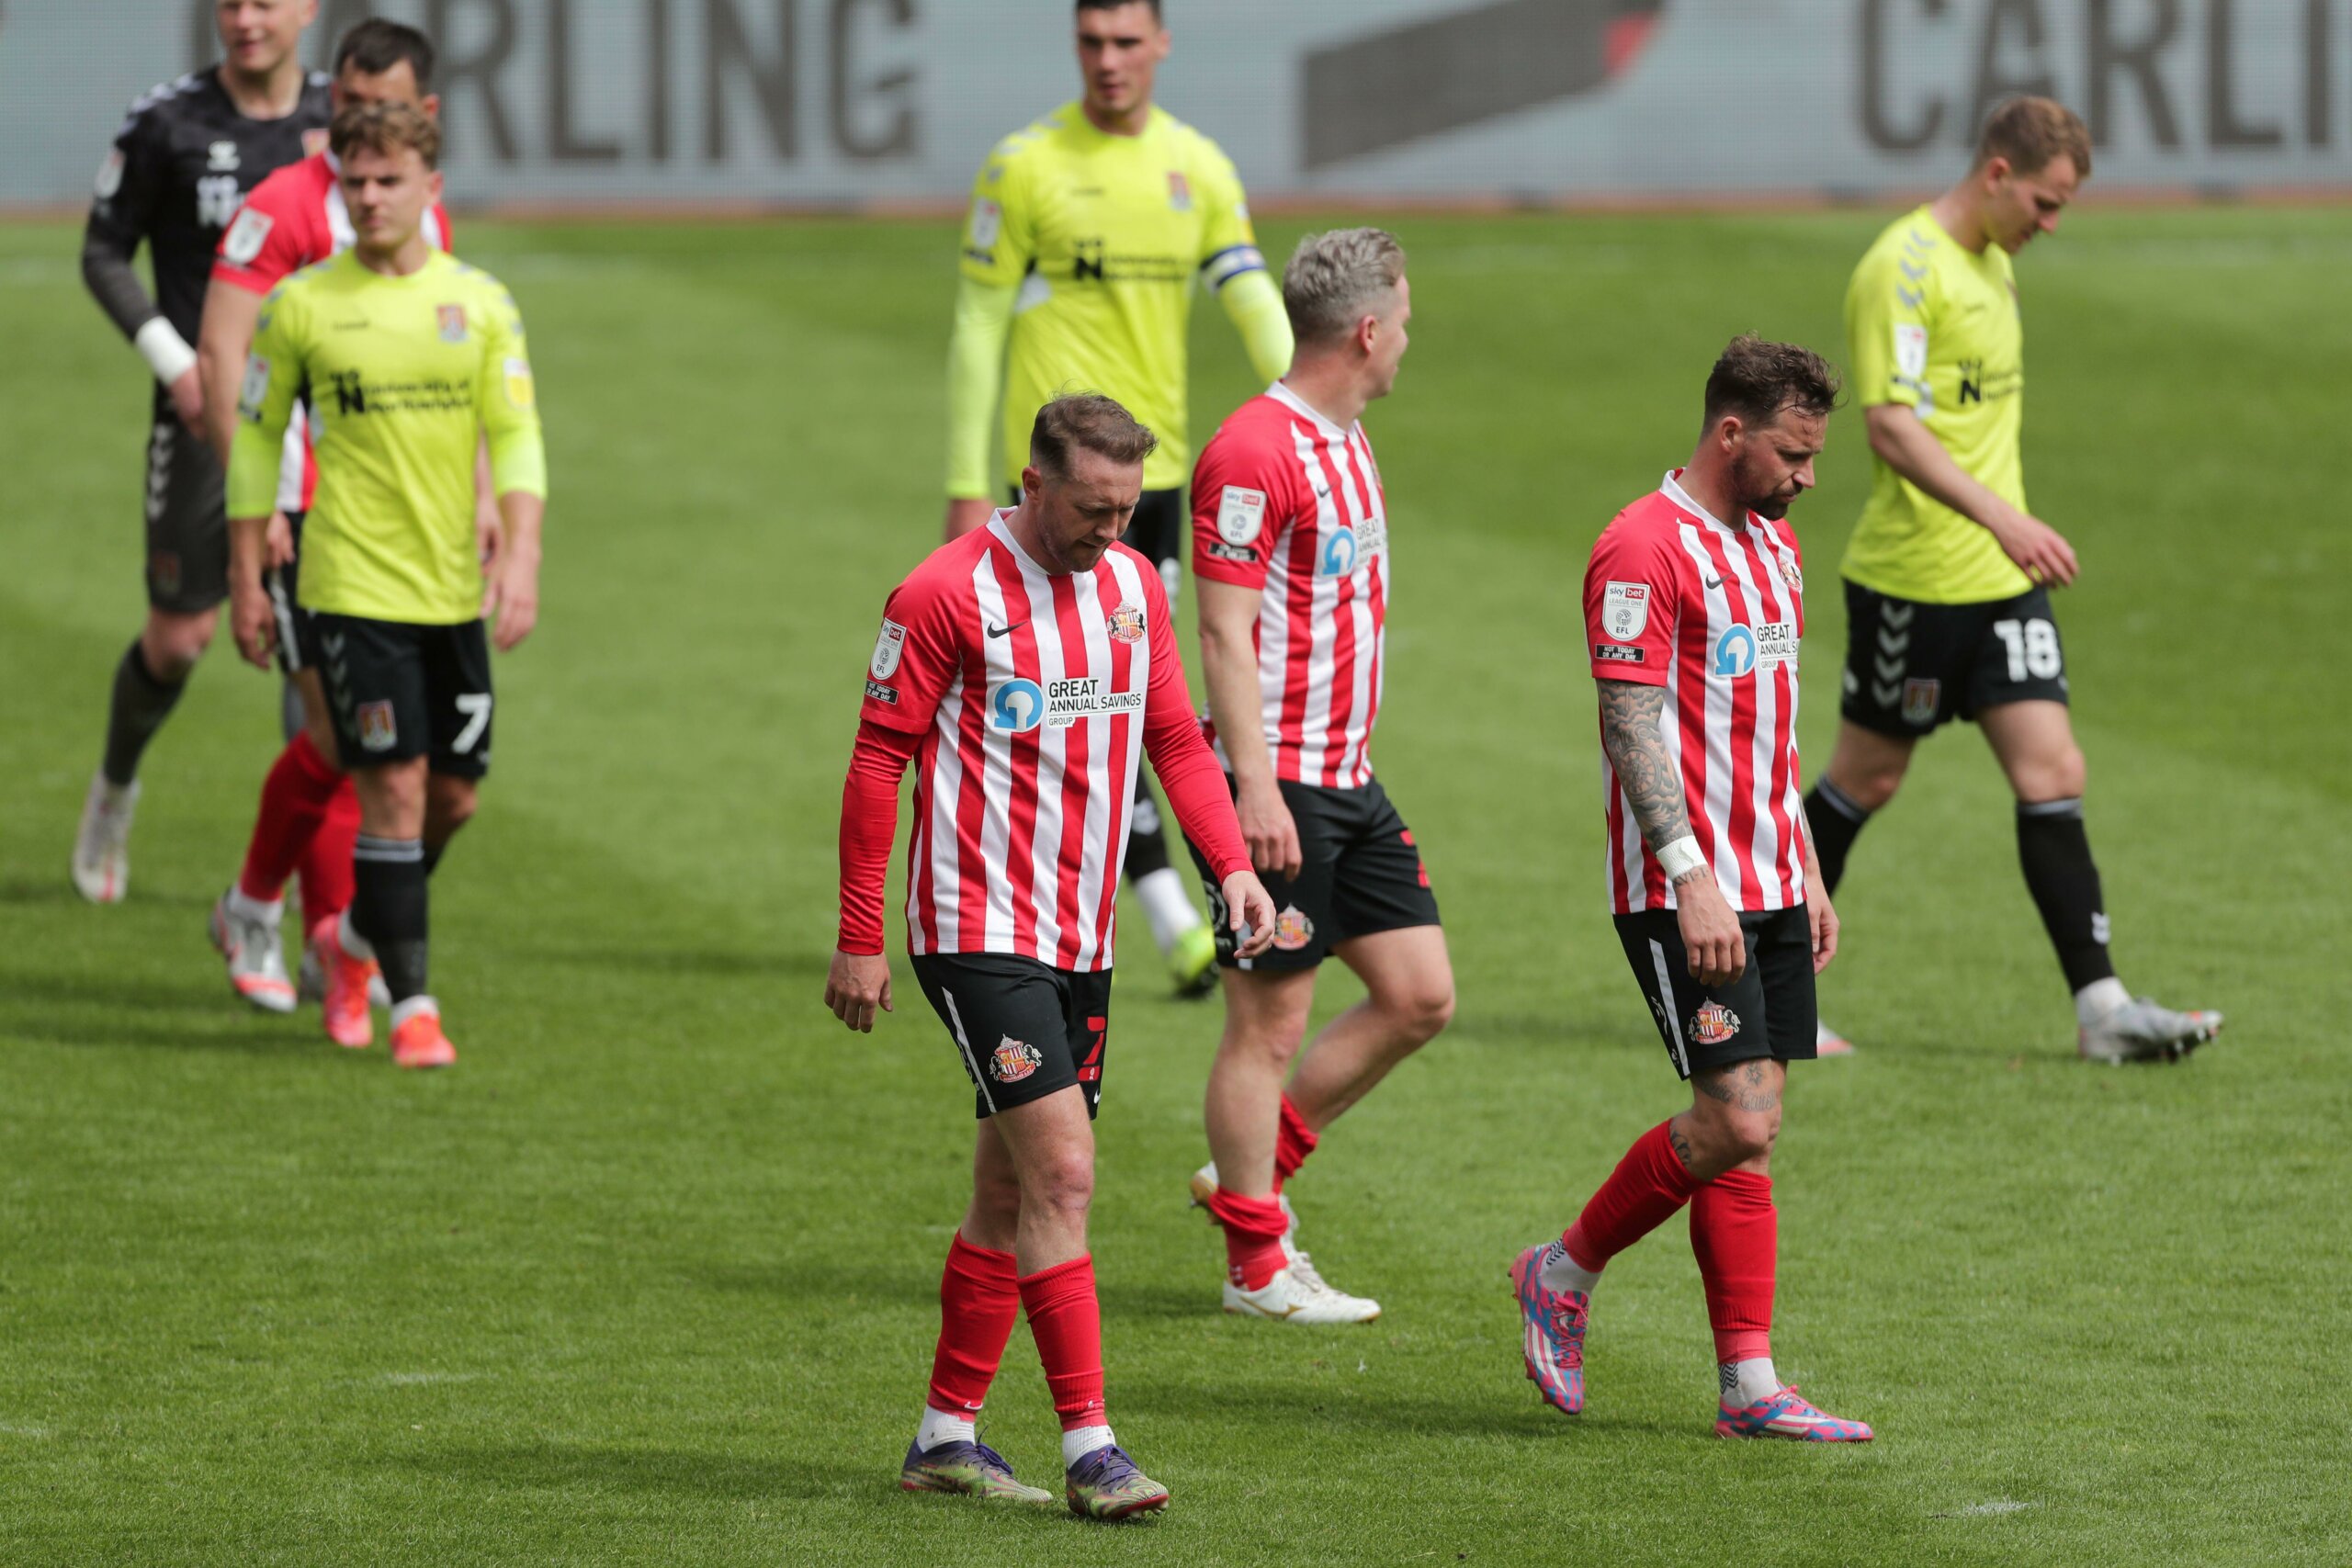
1597, 680, 1690, 851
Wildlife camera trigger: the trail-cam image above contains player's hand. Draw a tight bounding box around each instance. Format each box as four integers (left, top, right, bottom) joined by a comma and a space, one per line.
230, 574, 277, 671
1988, 507, 2078, 588
825, 948, 894, 1032
489, 560, 539, 652
1221, 869, 1279, 961
944, 496, 995, 542
1674, 870, 1746, 987
476, 498, 505, 572
167, 367, 205, 435
1806, 879, 1839, 976
1237, 777, 1302, 881
263, 511, 296, 570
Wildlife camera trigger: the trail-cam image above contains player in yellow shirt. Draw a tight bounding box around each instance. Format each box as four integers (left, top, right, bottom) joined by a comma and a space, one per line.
226, 102, 546, 1070
943, 0, 1294, 995
1803, 97, 2218, 1066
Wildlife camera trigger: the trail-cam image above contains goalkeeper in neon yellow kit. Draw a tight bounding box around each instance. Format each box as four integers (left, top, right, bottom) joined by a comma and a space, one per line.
226, 102, 546, 1070
943, 0, 1293, 995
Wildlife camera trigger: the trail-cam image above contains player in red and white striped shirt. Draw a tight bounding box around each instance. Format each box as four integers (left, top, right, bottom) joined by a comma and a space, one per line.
828, 395, 1275, 1520
1180, 230, 1452, 1325
1511, 337, 1874, 1443
196, 21, 477, 1045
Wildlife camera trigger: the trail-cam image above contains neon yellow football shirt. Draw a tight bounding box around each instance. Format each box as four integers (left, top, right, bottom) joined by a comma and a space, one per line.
960, 102, 1265, 494
1842, 206, 2032, 605
230, 249, 546, 626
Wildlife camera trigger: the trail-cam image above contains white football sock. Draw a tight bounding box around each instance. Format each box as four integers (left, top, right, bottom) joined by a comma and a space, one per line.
2075, 976, 2131, 1029
1721, 1357, 1780, 1406
1135, 868, 1199, 953
336, 908, 379, 963
226, 886, 282, 927
916, 1407, 976, 1452
1061, 1423, 1115, 1468
1538, 1242, 1602, 1297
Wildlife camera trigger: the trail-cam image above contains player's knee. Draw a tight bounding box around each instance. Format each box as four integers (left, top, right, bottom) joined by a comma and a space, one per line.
141, 614, 212, 681
972, 1168, 1023, 1228
1385, 978, 1454, 1046
1841, 761, 1906, 812
1021, 1147, 1095, 1220
428, 777, 479, 830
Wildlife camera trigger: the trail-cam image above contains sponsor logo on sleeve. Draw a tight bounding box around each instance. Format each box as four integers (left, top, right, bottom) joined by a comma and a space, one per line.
1689, 1002, 1741, 1045
1601, 581, 1650, 640
864, 679, 899, 705
1216, 485, 1266, 546
1205, 541, 1259, 563
503, 356, 535, 411
869, 618, 907, 679
95, 149, 125, 199
238, 355, 271, 422
1105, 602, 1145, 644
989, 1036, 1042, 1083
221, 206, 273, 266
1894, 321, 1929, 382
1593, 643, 1645, 663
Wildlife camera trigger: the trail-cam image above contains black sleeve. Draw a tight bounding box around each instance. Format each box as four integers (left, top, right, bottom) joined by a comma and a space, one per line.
82, 109, 164, 344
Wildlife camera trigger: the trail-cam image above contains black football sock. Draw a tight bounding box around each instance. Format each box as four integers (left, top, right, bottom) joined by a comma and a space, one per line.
422, 840, 447, 877
352, 834, 431, 1002
1803, 779, 1873, 897
1123, 773, 1172, 882
101, 639, 187, 787
2016, 798, 2117, 992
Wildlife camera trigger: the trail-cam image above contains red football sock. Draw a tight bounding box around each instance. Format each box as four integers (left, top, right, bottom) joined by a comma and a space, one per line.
1272, 1093, 1319, 1193
298, 779, 360, 928
1204, 1187, 1287, 1290
238, 733, 345, 904
1690, 1169, 1776, 1366
926, 1232, 1020, 1416
1018, 1255, 1106, 1431
1561, 1119, 1702, 1273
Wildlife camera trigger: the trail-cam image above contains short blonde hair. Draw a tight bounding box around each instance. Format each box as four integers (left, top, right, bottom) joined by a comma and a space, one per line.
330, 100, 441, 172
1975, 96, 2091, 179
1283, 228, 1407, 346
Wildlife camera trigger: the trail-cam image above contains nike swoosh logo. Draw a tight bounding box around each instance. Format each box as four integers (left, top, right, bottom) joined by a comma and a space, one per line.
985, 621, 1026, 639
1702, 575, 1724, 590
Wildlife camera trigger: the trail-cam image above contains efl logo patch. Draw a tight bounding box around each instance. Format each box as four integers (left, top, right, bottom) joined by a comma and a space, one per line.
1894, 321, 1929, 382
1689, 1002, 1742, 1046
989, 1036, 1042, 1084
357, 700, 398, 752
95, 149, 125, 199
438, 305, 469, 343
969, 197, 1002, 249
503, 357, 535, 411
1216, 485, 1266, 546
1167, 171, 1193, 210
1105, 602, 1145, 644
869, 618, 906, 679
1273, 905, 1315, 952
1601, 581, 1650, 641
221, 207, 273, 267
1901, 678, 1940, 726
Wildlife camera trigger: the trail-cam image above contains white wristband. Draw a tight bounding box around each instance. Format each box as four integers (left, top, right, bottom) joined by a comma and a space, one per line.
135, 317, 198, 387
1657, 835, 1708, 884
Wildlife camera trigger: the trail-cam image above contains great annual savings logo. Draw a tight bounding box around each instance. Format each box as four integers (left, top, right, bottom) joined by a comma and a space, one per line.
1300, 0, 1665, 168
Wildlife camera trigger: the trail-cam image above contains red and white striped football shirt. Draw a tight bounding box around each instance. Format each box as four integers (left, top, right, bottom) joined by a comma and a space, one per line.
1190, 383, 1388, 789
212, 151, 452, 513
1584, 471, 1809, 915
858, 514, 1241, 971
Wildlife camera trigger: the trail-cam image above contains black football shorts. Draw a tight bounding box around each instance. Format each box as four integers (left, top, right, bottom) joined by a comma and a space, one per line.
1839, 581, 2070, 739
1185, 774, 1441, 972
911, 953, 1112, 1121
266, 511, 319, 676
141, 415, 229, 613
312, 614, 494, 778
1614, 906, 1817, 1081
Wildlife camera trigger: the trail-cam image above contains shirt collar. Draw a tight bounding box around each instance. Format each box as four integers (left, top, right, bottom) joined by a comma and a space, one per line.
1268, 380, 1349, 440
1659, 468, 1751, 536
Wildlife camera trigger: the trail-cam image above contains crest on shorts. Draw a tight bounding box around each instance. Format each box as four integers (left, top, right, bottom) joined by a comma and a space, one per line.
437, 305, 469, 343
1105, 602, 1145, 644
357, 700, 398, 752
989, 1036, 1042, 1084
1689, 1002, 1741, 1045
1273, 905, 1315, 952
1601, 581, 1650, 641
1901, 677, 1940, 726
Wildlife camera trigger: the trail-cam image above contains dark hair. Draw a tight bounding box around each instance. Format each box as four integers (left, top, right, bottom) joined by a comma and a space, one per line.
1077, 0, 1161, 17
331, 100, 442, 173
1702, 334, 1842, 431
334, 18, 435, 92
1975, 96, 2092, 179
1031, 393, 1159, 478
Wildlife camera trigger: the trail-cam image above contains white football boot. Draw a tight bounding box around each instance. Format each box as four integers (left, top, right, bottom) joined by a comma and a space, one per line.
2079, 998, 2223, 1065
209, 889, 297, 1014
72, 773, 139, 904
1193, 1161, 1382, 1322
1815, 1018, 1855, 1057
1224, 1265, 1382, 1324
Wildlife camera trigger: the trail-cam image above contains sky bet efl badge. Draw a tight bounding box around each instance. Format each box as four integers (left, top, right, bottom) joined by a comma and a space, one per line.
1601, 581, 1650, 640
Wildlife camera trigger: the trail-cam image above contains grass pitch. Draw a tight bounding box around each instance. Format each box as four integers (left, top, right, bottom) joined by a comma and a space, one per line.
1, 208, 2346, 1566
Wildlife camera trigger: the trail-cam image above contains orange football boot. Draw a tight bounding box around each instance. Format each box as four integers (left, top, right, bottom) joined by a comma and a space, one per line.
390, 1006, 457, 1070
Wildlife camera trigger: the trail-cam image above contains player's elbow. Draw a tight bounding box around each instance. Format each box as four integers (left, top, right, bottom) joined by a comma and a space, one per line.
1862, 404, 1917, 462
